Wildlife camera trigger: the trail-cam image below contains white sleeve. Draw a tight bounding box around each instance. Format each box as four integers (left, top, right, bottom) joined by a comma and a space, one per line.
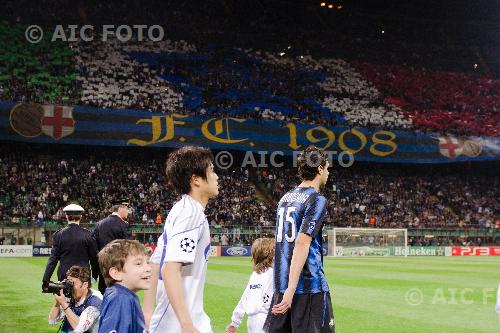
231, 279, 250, 327
48, 306, 65, 325
165, 213, 203, 264
73, 306, 100, 333
262, 268, 274, 312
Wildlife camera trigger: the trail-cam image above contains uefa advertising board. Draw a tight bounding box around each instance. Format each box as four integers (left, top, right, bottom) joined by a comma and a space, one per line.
0, 245, 33, 257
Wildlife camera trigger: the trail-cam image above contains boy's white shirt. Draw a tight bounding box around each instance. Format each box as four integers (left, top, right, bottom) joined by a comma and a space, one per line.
149, 194, 212, 333
231, 267, 274, 329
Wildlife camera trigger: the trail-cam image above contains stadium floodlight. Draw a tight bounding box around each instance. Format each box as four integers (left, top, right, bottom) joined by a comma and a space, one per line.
328, 228, 408, 257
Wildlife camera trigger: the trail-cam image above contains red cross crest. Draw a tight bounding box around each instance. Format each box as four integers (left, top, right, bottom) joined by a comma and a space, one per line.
438, 137, 462, 158
41, 105, 75, 140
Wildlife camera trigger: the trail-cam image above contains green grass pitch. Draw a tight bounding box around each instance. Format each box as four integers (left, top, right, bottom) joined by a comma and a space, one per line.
0, 256, 499, 332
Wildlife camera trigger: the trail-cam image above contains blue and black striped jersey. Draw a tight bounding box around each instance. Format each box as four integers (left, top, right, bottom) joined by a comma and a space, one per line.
274, 186, 329, 294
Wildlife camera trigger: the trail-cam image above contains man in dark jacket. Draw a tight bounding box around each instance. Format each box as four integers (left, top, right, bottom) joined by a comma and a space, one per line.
42, 204, 99, 286
92, 199, 132, 293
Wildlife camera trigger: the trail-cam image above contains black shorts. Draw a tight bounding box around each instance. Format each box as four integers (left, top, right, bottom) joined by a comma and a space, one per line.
264, 291, 335, 333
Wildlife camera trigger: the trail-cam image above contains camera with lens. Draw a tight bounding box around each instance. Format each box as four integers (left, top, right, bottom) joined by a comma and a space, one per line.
42, 279, 74, 298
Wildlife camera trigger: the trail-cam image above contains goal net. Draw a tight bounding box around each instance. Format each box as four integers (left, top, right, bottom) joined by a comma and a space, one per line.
328, 228, 408, 257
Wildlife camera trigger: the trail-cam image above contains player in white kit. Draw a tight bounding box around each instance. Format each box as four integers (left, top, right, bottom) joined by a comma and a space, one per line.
226, 238, 275, 333
148, 146, 219, 333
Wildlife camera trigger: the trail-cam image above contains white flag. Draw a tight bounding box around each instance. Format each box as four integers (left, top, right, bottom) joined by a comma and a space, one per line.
496, 284, 500, 314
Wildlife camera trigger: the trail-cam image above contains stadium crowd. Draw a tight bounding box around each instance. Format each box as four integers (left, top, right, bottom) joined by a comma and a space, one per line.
0, 19, 499, 136
0, 147, 261, 230
354, 62, 500, 137
261, 164, 499, 230
0, 2, 499, 248
0, 147, 497, 234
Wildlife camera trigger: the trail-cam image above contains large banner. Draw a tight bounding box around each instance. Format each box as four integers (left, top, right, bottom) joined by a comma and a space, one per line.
1, 102, 499, 163
451, 246, 500, 256
0, 245, 33, 257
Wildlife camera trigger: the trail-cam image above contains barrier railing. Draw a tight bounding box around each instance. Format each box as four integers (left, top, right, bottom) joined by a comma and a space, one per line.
0, 222, 498, 245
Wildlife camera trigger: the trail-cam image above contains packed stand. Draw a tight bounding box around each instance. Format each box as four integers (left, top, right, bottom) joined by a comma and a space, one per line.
0, 145, 498, 232
0, 146, 259, 228
354, 62, 500, 137
74, 38, 189, 112
259, 164, 499, 230
0, 23, 79, 105
1, 18, 499, 136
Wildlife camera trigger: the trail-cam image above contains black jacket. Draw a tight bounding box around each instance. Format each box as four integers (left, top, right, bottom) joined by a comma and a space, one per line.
92, 214, 131, 251
43, 223, 99, 282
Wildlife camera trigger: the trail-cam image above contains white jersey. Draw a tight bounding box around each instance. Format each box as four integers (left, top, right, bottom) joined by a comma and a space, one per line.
231, 267, 274, 333
149, 194, 212, 333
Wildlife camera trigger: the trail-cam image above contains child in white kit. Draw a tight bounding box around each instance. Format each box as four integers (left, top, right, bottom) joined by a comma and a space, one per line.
226, 238, 274, 333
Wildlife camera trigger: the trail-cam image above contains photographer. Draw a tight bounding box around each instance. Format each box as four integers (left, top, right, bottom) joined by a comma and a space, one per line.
48, 266, 102, 333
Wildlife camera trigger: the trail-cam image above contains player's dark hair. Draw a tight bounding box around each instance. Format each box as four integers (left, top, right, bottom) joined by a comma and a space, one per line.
297, 146, 328, 181
164, 146, 214, 195
98, 239, 146, 287
66, 265, 92, 287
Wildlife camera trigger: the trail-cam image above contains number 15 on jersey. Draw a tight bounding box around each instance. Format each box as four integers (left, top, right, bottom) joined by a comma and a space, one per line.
277, 206, 297, 243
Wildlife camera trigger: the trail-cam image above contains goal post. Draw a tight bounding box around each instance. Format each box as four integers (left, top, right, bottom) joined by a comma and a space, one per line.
328, 228, 408, 257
